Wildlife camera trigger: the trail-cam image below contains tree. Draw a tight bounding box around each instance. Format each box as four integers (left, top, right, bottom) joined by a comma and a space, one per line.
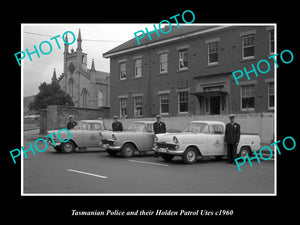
29, 81, 74, 112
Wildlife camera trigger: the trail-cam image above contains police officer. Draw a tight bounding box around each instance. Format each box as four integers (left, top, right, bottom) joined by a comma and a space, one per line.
153, 114, 166, 134
112, 116, 123, 131
225, 114, 241, 164
153, 115, 166, 157
66, 115, 77, 130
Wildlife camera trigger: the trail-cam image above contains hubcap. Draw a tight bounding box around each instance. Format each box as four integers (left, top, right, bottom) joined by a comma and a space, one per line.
64, 143, 73, 152
124, 147, 133, 156
187, 151, 196, 162
240, 149, 248, 158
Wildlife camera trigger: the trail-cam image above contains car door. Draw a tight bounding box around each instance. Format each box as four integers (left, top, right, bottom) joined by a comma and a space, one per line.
207, 124, 225, 155
142, 124, 155, 151
84, 123, 104, 147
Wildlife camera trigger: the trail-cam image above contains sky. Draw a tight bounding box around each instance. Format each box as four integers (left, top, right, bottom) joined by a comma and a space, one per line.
22, 24, 148, 97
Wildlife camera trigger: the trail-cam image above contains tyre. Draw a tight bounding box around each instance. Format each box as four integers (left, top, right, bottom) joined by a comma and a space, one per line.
161, 154, 174, 162
182, 147, 198, 164
53, 146, 61, 152
107, 149, 118, 156
239, 146, 251, 158
121, 143, 135, 158
61, 141, 75, 153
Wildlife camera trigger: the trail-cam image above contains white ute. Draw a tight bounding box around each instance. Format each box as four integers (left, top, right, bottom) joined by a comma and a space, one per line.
153, 120, 260, 164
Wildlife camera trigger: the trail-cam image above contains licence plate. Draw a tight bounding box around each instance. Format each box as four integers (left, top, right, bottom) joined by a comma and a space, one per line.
159, 148, 167, 153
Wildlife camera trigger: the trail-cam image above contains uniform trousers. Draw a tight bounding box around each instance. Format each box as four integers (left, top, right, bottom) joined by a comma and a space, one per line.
227, 143, 237, 163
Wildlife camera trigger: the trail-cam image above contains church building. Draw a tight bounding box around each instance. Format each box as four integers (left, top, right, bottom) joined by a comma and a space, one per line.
55, 29, 110, 109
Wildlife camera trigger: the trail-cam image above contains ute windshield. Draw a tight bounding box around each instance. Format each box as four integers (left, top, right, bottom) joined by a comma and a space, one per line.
183, 122, 209, 134
73, 121, 86, 130
127, 122, 146, 132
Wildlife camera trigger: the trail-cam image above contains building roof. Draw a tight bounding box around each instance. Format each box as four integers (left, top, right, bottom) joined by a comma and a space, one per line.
103, 25, 228, 58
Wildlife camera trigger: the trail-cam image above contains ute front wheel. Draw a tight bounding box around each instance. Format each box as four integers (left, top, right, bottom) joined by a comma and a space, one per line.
61, 141, 75, 153
182, 147, 198, 164
121, 143, 135, 158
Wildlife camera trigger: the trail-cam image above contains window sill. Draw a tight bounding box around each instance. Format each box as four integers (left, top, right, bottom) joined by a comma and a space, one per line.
178, 112, 188, 116
206, 62, 219, 68
240, 56, 256, 63
118, 79, 127, 82
177, 68, 189, 73
157, 71, 169, 76
133, 76, 142, 80
241, 108, 255, 112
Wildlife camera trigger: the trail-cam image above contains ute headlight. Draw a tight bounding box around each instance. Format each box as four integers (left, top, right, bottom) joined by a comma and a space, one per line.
173, 136, 179, 144
154, 135, 158, 142
112, 134, 117, 141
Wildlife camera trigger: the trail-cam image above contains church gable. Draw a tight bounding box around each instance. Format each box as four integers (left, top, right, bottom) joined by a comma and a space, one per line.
68, 62, 76, 75
57, 29, 110, 109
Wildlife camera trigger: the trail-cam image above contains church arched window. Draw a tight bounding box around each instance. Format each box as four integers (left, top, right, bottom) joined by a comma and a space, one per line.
81, 88, 88, 108
97, 90, 104, 107
68, 78, 75, 97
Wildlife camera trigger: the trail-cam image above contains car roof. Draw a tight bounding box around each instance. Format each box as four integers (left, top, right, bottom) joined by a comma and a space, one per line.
80, 120, 104, 123
133, 121, 155, 124
190, 120, 225, 125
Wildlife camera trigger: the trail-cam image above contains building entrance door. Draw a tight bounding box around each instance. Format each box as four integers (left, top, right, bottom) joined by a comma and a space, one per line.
210, 96, 220, 115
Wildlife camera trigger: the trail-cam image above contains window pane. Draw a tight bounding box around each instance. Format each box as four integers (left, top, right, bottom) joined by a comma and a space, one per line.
178, 92, 188, 112
268, 82, 274, 94
269, 30, 274, 53
209, 52, 218, 63
269, 95, 274, 108
179, 49, 188, 69
243, 35, 255, 58
135, 59, 142, 77
179, 102, 188, 112
120, 98, 127, 117
160, 94, 169, 113
242, 97, 255, 109
212, 125, 223, 134
161, 104, 169, 113
244, 46, 254, 57
160, 53, 168, 73
134, 97, 142, 117
268, 82, 274, 108
119, 63, 126, 79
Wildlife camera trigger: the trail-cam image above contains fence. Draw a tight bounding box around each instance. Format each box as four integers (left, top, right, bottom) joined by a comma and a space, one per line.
102, 113, 274, 144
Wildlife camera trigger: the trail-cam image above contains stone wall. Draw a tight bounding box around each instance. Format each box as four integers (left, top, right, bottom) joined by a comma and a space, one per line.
40, 105, 109, 133
40, 106, 274, 143
103, 112, 274, 144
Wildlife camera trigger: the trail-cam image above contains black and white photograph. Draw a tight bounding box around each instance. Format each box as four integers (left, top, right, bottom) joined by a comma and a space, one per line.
4, 5, 298, 221
21, 23, 276, 195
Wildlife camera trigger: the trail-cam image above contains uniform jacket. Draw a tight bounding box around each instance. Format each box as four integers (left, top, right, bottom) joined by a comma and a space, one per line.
225, 122, 241, 144
112, 121, 123, 131
67, 120, 77, 130
153, 121, 166, 134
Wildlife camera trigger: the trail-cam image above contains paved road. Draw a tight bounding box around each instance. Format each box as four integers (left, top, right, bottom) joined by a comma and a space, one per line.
23, 137, 274, 195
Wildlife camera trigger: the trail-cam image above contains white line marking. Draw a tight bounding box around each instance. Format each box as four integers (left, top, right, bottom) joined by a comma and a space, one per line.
128, 160, 168, 167
67, 169, 107, 179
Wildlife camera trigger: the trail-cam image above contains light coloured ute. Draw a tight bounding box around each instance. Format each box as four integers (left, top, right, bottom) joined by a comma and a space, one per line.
153, 120, 260, 164
47, 120, 106, 153
99, 121, 155, 158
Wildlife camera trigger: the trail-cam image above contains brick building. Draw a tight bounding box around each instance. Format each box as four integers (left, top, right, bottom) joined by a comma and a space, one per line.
103, 25, 275, 118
